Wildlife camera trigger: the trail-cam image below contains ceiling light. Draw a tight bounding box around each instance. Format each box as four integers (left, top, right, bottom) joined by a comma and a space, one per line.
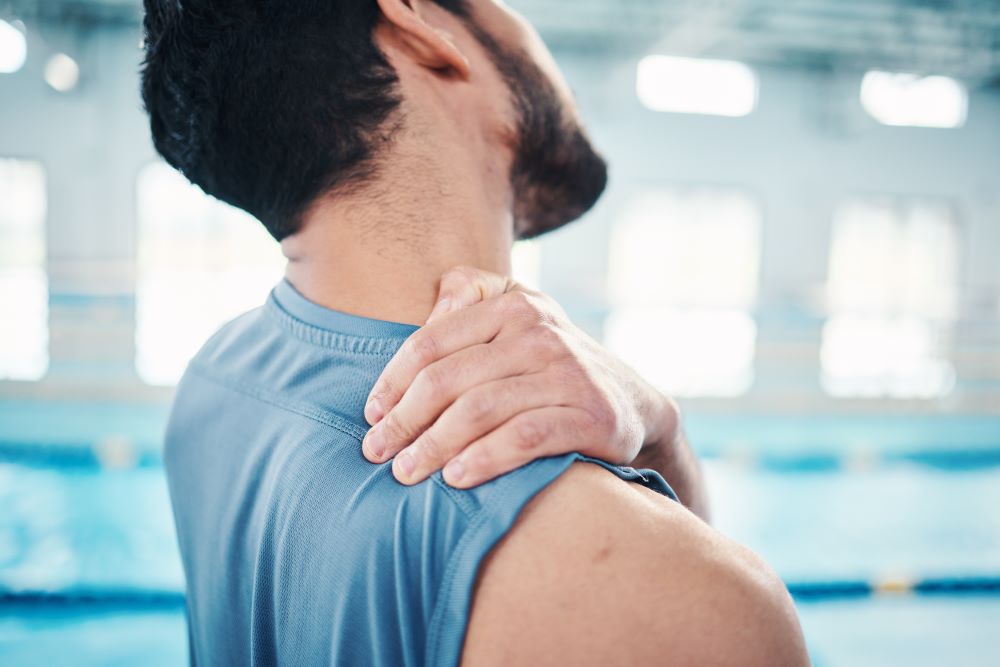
45, 52, 79, 92
637, 55, 757, 117
860, 70, 967, 129
0, 19, 27, 74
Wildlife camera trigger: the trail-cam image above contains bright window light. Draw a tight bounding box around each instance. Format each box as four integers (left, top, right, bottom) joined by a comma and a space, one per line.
860, 70, 967, 128
136, 162, 286, 386
0, 158, 48, 380
822, 199, 959, 398
511, 240, 541, 290
637, 55, 757, 117
606, 189, 762, 397
606, 308, 757, 398
44, 53, 79, 92
0, 19, 27, 74
821, 316, 955, 399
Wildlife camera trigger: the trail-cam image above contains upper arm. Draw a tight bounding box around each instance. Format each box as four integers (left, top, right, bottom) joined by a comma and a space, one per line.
461, 462, 809, 667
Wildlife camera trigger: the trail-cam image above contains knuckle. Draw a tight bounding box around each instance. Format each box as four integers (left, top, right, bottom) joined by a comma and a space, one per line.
383, 412, 412, 441
368, 381, 389, 403
442, 265, 479, 291
502, 290, 563, 330
375, 370, 402, 397
416, 430, 445, 462
462, 392, 495, 424
586, 400, 617, 436
414, 363, 448, 396
535, 291, 562, 317
514, 417, 548, 451
407, 333, 439, 365
502, 290, 536, 316
531, 323, 565, 357
442, 273, 481, 302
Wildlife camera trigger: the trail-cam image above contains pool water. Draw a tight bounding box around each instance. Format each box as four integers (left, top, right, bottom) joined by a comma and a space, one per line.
1, 403, 998, 665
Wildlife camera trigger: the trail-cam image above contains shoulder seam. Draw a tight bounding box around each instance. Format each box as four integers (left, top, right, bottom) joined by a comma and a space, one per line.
424, 456, 577, 666
182, 361, 482, 519
425, 488, 499, 663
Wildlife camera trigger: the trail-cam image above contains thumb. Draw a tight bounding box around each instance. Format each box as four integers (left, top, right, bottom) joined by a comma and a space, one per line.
426, 265, 519, 324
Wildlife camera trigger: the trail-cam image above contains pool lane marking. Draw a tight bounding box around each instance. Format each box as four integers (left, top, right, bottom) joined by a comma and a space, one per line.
4, 577, 1000, 609
787, 576, 1000, 601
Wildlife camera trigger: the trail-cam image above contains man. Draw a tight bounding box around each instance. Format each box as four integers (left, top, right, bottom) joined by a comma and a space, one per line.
144, 0, 809, 665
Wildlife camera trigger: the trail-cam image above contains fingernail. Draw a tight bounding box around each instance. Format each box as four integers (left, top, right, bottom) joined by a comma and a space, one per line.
364, 426, 384, 460
365, 396, 385, 425
397, 450, 417, 478
444, 459, 465, 485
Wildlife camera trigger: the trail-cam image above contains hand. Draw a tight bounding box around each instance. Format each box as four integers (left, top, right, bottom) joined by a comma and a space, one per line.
360, 266, 680, 488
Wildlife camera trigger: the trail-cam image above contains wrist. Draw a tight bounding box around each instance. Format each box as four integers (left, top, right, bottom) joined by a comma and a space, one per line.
639, 387, 681, 453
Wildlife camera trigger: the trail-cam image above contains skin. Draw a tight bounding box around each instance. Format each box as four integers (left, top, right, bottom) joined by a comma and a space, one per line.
464, 463, 810, 667
280, 0, 810, 662
282, 0, 709, 518
282, 0, 519, 326
363, 265, 710, 519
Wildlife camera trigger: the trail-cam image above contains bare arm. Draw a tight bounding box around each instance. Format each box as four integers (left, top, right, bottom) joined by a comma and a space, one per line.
462, 463, 807, 667
631, 392, 711, 520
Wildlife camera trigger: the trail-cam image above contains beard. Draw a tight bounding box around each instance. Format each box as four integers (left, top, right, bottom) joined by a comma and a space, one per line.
471, 27, 609, 239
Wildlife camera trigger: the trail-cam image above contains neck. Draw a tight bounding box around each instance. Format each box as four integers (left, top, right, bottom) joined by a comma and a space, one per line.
282, 140, 515, 327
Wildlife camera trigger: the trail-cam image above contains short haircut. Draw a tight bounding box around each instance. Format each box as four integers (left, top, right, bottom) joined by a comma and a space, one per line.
141, 0, 468, 241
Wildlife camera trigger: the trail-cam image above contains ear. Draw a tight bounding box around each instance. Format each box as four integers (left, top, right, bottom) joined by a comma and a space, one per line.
376, 0, 471, 78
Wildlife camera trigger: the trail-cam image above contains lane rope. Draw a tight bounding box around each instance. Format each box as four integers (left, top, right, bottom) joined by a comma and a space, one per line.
2, 577, 1000, 611
788, 576, 1000, 601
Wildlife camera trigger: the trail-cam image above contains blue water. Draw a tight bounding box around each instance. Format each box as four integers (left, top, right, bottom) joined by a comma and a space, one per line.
1, 402, 999, 665
0, 610, 187, 667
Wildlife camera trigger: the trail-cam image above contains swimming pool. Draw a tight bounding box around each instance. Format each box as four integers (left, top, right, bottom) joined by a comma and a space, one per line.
1, 402, 998, 666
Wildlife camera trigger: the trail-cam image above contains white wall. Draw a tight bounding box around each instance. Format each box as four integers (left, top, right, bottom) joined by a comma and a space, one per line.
1, 22, 998, 413
544, 55, 1000, 414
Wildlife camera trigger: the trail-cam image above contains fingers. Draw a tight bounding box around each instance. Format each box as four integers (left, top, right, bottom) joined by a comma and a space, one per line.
368, 265, 516, 425
441, 406, 596, 489
362, 337, 544, 463
364, 289, 540, 425
365, 299, 504, 425
389, 375, 567, 485
426, 265, 517, 325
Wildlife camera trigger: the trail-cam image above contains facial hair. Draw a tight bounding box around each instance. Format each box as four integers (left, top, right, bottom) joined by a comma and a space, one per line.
471, 26, 609, 239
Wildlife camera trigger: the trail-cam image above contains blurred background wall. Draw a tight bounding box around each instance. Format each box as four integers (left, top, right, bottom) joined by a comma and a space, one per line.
1, 1, 998, 665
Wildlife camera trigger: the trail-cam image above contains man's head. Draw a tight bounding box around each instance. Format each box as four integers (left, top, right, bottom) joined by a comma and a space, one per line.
141, 0, 607, 242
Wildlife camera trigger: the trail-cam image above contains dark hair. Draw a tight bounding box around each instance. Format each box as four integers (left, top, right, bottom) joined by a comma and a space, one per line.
141, 0, 467, 241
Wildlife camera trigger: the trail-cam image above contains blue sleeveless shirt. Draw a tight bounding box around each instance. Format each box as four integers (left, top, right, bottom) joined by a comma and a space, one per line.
164, 279, 676, 666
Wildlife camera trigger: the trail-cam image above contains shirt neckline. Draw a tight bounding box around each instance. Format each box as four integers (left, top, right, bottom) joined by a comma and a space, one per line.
270, 278, 420, 341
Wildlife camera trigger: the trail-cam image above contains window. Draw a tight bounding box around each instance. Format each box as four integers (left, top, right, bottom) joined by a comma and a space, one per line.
0, 158, 48, 380
821, 198, 959, 398
511, 240, 541, 290
605, 188, 761, 396
860, 71, 967, 129
135, 162, 286, 386
636, 55, 757, 117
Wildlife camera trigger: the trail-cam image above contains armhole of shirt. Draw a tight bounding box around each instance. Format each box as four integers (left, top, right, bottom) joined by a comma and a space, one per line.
424, 453, 678, 667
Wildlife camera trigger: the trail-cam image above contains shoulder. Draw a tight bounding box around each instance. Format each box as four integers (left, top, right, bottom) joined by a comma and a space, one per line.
461, 462, 809, 667
186, 305, 273, 371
